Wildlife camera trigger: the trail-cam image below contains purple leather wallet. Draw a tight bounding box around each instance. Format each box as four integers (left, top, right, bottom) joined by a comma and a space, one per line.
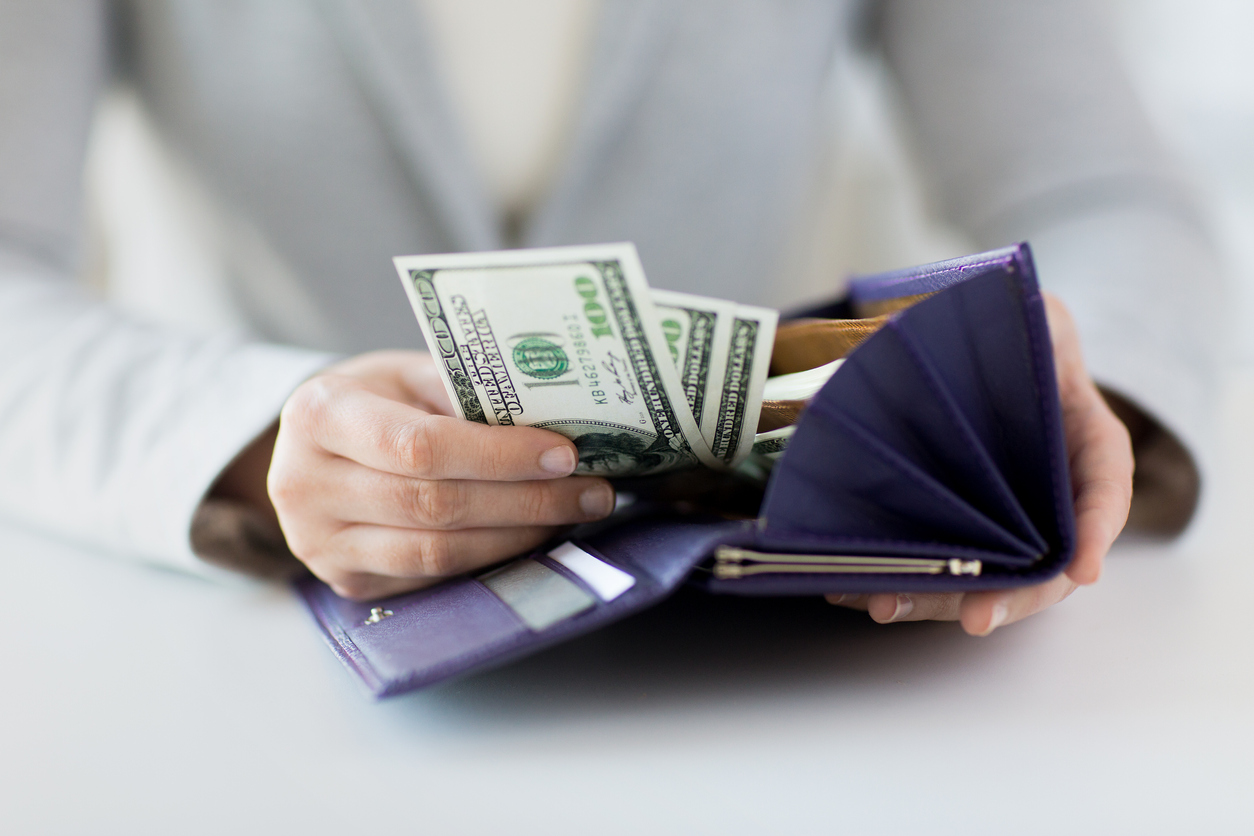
297, 243, 1075, 698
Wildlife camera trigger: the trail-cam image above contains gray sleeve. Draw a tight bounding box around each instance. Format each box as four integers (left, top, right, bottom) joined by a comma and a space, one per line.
0, 0, 105, 272
878, 0, 1227, 528
0, 2, 336, 572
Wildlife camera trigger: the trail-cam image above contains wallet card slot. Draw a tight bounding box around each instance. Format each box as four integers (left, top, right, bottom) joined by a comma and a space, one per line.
545, 541, 637, 601
534, 555, 605, 602
480, 558, 598, 632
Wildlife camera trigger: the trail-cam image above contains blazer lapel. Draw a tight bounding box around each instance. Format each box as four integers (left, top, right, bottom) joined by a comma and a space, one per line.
527, 0, 677, 246
317, 0, 501, 252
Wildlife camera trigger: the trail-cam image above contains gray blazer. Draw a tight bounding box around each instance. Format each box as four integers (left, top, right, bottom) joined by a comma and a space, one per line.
0, 0, 1226, 569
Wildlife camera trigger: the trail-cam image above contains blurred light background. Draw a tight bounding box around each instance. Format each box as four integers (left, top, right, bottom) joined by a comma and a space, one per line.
83, 0, 1254, 363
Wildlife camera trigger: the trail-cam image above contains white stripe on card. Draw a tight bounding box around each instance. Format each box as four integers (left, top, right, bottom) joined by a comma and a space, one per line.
547, 542, 636, 601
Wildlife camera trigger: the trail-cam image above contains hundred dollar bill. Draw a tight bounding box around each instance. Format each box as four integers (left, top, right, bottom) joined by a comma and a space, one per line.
751, 425, 794, 461
650, 289, 734, 436
706, 302, 778, 466
651, 290, 778, 466
733, 424, 796, 483
394, 243, 720, 477
761, 357, 844, 402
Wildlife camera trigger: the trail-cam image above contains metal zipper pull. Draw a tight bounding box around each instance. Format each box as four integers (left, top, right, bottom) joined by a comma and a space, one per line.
713, 546, 982, 580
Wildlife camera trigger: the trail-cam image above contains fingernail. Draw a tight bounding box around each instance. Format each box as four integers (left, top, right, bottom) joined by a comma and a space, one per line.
579, 484, 615, 518
985, 601, 1010, 634
827, 593, 854, 605
540, 446, 577, 475
887, 594, 913, 622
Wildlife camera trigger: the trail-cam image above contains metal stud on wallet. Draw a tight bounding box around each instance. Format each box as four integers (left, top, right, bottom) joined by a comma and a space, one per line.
297, 244, 1075, 698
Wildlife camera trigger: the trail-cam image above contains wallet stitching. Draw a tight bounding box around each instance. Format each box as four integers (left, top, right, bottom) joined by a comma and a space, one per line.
851, 252, 1014, 301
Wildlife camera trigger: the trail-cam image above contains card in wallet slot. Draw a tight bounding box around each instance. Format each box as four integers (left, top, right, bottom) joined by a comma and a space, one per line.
296, 243, 1075, 698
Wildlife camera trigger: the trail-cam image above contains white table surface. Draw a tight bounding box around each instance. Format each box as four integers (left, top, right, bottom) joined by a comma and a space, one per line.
2, 372, 1252, 836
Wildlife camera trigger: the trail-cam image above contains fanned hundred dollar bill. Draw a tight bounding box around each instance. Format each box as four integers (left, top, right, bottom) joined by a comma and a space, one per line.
706, 302, 777, 465
651, 289, 777, 467
395, 243, 719, 477
650, 289, 733, 438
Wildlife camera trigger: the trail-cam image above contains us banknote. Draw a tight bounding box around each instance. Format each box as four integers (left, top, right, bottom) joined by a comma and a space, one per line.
650, 289, 778, 466
650, 289, 728, 434
761, 357, 843, 402
705, 302, 778, 465
395, 243, 720, 477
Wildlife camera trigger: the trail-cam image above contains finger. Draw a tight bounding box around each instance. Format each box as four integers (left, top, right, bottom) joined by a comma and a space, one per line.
825, 593, 869, 611
1042, 294, 1134, 585
305, 524, 559, 598
959, 573, 1079, 636
314, 570, 440, 602
1042, 294, 1087, 399
863, 592, 965, 623
324, 350, 459, 416
284, 375, 580, 481
303, 459, 616, 529
396, 352, 457, 415
1065, 396, 1134, 585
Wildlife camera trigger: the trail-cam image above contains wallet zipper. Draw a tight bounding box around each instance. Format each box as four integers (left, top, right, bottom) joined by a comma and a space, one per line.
713, 547, 982, 579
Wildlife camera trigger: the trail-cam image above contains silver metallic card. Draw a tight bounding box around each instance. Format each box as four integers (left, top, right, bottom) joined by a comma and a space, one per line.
479, 558, 596, 631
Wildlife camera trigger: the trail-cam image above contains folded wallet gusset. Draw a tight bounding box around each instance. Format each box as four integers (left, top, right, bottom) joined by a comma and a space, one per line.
295, 243, 1075, 697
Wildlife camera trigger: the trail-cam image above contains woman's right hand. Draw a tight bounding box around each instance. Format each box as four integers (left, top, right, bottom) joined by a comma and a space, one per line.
266, 350, 615, 600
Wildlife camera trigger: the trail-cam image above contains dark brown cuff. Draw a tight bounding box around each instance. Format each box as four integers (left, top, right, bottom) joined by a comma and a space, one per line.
190, 497, 305, 580
1102, 388, 1201, 536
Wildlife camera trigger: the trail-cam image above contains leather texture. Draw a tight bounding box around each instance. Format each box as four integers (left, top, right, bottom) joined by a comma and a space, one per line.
769, 315, 888, 375
297, 243, 1075, 698
756, 398, 808, 433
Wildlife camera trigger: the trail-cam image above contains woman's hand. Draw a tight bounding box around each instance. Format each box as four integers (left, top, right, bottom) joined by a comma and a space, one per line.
827, 293, 1135, 635
263, 351, 614, 600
